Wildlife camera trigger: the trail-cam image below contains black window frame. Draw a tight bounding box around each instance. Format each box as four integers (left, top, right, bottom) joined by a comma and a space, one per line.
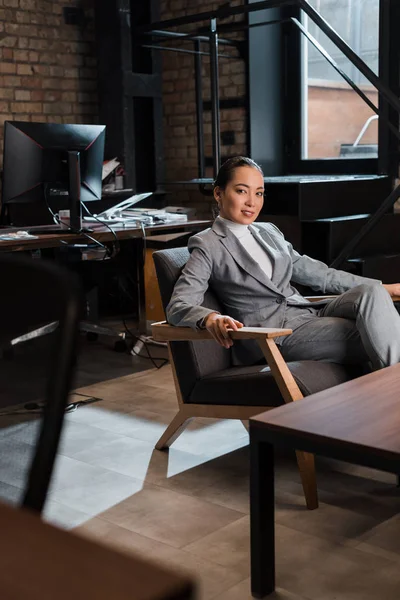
281, 1, 396, 177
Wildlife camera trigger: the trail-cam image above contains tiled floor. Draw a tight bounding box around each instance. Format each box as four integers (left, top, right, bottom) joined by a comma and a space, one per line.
2, 337, 400, 599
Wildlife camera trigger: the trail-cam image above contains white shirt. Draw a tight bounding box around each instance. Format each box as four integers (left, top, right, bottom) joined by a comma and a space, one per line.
217, 216, 273, 279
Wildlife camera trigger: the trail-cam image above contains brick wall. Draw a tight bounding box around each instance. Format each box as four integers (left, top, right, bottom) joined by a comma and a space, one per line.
308, 83, 378, 159
0, 0, 98, 172
159, 0, 247, 218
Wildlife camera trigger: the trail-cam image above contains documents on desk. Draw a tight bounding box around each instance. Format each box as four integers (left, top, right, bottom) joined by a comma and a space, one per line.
83, 193, 190, 227
0, 230, 38, 240
83, 209, 188, 227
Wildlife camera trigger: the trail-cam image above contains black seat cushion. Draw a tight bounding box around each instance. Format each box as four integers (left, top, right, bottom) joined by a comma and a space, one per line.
189, 361, 363, 406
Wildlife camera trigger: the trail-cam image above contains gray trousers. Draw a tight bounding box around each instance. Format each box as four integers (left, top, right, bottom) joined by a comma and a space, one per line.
279, 284, 400, 370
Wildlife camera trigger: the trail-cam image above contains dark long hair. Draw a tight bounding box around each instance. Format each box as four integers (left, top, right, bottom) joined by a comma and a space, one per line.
212, 156, 264, 217
213, 156, 264, 191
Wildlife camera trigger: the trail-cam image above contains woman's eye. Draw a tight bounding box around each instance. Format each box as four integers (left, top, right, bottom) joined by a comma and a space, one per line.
237, 188, 246, 194
256, 191, 264, 197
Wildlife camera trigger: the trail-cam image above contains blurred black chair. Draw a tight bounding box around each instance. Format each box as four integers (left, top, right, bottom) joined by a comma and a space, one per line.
0, 254, 83, 513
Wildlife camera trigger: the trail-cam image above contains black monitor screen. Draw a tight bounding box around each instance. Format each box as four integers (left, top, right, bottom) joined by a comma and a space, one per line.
1, 121, 105, 226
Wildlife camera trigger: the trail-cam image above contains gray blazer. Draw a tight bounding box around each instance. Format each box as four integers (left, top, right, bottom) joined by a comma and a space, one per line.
166, 218, 379, 364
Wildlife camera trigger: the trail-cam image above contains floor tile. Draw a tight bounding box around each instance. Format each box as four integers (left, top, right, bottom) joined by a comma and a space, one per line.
76, 517, 246, 600
100, 484, 245, 549
43, 499, 92, 529
49, 465, 144, 517
184, 515, 250, 573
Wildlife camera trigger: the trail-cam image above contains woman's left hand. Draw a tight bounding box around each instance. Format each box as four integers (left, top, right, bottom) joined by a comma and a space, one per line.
382, 283, 400, 298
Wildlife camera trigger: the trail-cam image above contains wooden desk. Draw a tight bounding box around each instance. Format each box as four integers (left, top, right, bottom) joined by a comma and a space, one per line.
0, 501, 194, 599
0, 220, 210, 333
249, 363, 400, 597
0, 220, 210, 252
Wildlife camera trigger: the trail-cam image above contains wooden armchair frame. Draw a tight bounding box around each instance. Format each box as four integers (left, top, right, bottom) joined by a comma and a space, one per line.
152, 299, 332, 511
152, 293, 400, 511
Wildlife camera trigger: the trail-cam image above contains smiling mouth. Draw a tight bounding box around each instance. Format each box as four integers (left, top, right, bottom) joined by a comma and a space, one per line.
242, 210, 254, 216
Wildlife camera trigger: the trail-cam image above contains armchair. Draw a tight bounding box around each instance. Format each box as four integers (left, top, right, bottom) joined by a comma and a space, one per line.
152, 248, 363, 510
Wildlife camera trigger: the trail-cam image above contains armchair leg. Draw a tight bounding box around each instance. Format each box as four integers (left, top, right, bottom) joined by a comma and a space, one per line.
295, 450, 318, 510
155, 410, 193, 450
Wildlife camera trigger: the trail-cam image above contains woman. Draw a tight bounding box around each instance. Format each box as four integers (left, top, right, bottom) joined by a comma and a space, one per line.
167, 156, 400, 370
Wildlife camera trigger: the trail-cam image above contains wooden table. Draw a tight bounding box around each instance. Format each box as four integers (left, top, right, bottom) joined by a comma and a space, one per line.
249, 363, 400, 598
0, 501, 194, 599
0, 220, 210, 252
0, 220, 210, 333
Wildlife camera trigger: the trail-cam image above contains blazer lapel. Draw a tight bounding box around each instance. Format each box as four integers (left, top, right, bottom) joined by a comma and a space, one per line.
212, 219, 281, 294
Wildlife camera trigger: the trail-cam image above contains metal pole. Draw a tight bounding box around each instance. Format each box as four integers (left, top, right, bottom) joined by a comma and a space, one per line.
209, 18, 221, 178
194, 40, 206, 179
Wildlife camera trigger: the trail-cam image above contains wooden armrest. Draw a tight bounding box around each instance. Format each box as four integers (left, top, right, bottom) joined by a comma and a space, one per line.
151, 321, 292, 342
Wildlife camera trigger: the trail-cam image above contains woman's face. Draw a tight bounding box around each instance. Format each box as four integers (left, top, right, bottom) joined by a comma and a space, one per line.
214, 166, 264, 225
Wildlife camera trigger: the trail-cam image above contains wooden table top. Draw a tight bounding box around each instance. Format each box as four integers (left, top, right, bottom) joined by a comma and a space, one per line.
251, 363, 400, 461
0, 220, 211, 252
0, 501, 194, 599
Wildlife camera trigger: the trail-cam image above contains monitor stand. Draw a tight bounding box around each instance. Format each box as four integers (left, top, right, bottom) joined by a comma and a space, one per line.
28, 151, 85, 236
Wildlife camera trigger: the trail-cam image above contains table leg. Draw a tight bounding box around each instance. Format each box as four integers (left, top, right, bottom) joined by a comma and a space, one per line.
250, 429, 275, 598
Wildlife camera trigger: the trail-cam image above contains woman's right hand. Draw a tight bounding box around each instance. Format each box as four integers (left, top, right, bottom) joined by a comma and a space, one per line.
204, 312, 244, 349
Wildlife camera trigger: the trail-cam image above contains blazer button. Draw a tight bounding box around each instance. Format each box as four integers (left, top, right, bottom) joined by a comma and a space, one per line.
276, 297, 283, 304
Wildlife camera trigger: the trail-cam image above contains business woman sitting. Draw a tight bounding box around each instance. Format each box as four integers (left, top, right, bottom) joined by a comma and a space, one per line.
167, 156, 400, 370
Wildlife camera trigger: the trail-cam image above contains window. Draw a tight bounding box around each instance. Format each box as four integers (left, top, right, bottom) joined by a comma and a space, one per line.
302, 0, 379, 160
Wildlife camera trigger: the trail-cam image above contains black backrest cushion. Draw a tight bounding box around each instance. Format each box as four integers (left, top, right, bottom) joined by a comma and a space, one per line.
153, 248, 231, 401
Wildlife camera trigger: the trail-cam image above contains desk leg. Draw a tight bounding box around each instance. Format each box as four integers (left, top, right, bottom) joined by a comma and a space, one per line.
134, 236, 147, 335
250, 429, 275, 598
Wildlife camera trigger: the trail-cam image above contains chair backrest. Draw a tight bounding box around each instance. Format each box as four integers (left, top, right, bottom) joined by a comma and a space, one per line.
153, 248, 231, 401
0, 254, 83, 513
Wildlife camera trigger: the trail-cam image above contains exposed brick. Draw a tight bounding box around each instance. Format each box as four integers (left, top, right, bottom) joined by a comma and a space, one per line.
17, 63, 34, 75
0, 62, 16, 74
20, 76, 41, 88
0, 88, 13, 99
3, 75, 21, 87
15, 10, 30, 23
49, 65, 64, 77
19, 0, 36, 8
43, 102, 72, 115
32, 64, 50, 76
17, 37, 29, 49
13, 49, 29, 61
10, 101, 42, 113
31, 90, 44, 101
64, 68, 79, 79
0, 36, 18, 47
14, 89, 30, 100
61, 91, 77, 102
2, 48, 13, 60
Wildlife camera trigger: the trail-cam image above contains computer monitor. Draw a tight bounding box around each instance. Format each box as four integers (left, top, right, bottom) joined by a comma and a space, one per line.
1, 121, 106, 230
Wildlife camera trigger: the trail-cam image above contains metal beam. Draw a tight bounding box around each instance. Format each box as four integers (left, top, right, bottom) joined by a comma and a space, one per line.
135, 0, 296, 32
194, 40, 205, 179
209, 18, 221, 177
